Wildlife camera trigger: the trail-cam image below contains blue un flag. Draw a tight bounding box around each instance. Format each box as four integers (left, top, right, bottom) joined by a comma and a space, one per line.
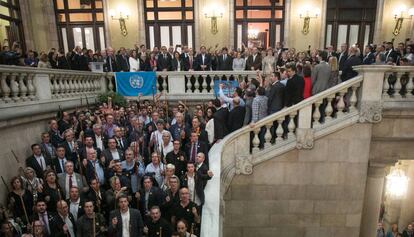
114, 72, 157, 96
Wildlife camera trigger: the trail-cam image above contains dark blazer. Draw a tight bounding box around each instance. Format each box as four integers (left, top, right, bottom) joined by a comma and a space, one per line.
213, 107, 229, 140
138, 186, 165, 214
245, 54, 262, 70
40, 142, 55, 160
171, 58, 184, 71
362, 52, 375, 65
104, 56, 119, 72
116, 54, 130, 71
341, 55, 362, 82
217, 54, 233, 71
84, 160, 107, 185
79, 146, 101, 160
52, 158, 67, 174
49, 129, 64, 148
61, 140, 82, 165
184, 128, 209, 145
181, 163, 211, 205
284, 74, 305, 107
385, 49, 398, 63
49, 212, 77, 237
108, 208, 144, 237
267, 81, 285, 114
182, 56, 195, 71
157, 53, 172, 71
337, 52, 348, 71
66, 198, 85, 220
114, 137, 129, 152
25, 155, 51, 179
227, 105, 246, 133
185, 141, 209, 164
102, 148, 124, 165
194, 53, 212, 71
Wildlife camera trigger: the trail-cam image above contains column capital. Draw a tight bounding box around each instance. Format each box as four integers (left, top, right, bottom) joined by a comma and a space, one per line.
368, 161, 391, 178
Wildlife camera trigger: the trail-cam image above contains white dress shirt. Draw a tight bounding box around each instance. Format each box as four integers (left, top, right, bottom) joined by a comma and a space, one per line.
65, 173, 78, 199
121, 209, 130, 237
111, 150, 120, 161
95, 135, 103, 150
69, 198, 80, 221
35, 155, 46, 170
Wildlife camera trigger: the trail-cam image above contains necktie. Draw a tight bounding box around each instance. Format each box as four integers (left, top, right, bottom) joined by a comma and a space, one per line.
69, 175, 73, 189
39, 157, 44, 170
42, 213, 50, 235
61, 159, 65, 172
191, 143, 196, 162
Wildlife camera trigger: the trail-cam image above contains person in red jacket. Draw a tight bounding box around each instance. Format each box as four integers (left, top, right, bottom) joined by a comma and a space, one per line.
302, 64, 312, 99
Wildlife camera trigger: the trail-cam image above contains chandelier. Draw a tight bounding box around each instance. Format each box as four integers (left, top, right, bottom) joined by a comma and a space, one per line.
386, 162, 409, 199
248, 29, 259, 39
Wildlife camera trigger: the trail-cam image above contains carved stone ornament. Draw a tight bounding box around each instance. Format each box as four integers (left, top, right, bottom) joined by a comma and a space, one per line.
358, 101, 383, 123
235, 155, 253, 175
296, 128, 314, 149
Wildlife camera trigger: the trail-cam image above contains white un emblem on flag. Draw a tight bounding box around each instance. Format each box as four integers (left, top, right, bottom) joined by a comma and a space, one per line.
129, 75, 144, 89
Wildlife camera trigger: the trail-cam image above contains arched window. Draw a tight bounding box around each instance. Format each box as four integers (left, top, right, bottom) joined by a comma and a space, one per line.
235, 0, 285, 49
54, 0, 106, 52
144, 0, 194, 49
325, 0, 377, 50
0, 0, 24, 50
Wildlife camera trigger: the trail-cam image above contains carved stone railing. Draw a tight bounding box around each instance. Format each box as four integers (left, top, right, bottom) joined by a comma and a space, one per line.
201, 65, 414, 237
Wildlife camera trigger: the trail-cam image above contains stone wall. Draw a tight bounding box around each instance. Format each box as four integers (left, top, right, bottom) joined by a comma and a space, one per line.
223, 123, 372, 237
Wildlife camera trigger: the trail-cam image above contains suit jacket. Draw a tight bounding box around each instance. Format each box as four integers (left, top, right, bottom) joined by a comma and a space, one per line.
185, 141, 209, 164
102, 148, 124, 165
362, 52, 375, 65
114, 137, 129, 152
213, 107, 229, 140
385, 49, 398, 63
194, 54, 212, 71
49, 212, 77, 237
157, 53, 172, 71
49, 129, 64, 148
116, 54, 130, 71
79, 146, 101, 160
217, 54, 233, 71
171, 58, 184, 71
57, 172, 88, 198
181, 163, 211, 205
62, 140, 82, 165
84, 131, 108, 150
245, 54, 262, 70
311, 61, 331, 95
227, 105, 246, 133
284, 74, 305, 107
108, 208, 143, 237
138, 186, 165, 214
40, 142, 56, 160
338, 51, 348, 71
104, 56, 119, 72
182, 55, 195, 71
25, 155, 51, 179
66, 197, 85, 220
341, 55, 362, 82
267, 81, 285, 114
53, 157, 68, 174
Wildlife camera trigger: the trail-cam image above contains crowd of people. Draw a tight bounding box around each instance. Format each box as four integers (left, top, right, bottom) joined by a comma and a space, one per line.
0, 40, 413, 237
377, 222, 414, 237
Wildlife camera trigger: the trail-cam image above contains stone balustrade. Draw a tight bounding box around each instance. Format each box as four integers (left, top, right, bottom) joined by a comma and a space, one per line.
201, 65, 414, 237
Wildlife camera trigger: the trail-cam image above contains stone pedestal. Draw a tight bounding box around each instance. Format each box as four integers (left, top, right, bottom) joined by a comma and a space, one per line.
360, 163, 386, 237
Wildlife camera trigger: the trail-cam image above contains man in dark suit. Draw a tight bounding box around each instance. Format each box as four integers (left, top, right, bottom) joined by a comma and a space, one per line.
31, 199, 54, 236
79, 135, 102, 160
109, 195, 144, 237
217, 47, 233, 71
185, 132, 209, 165
66, 186, 85, 221
104, 47, 119, 72
245, 47, 262, 70
227, 97, 246, 133
181, 162, 209, 206
385, 41, 398, 63
113, 127, 129, 152
182, 50, 195, 71
26, 144, 51, 179
137, 176, 165, 217
337, 43, 348, 71
284, 63, 305, 107
49, 200, 76, 237
53, 145, 69, 174
102, 138, 124, 165
61, 129, 82, 168
362, 45, 375, 65
185, 116, 209, 145
157, 46, 172, 71
86, 123, 107, 151
341, 46, 362, 82
213, 99, 229, 141
40, 132, 56, 160
267, 71, 285, 114
58, 161, 89, 199
116, 47, 130, 71
48, 119, 64, 148
194, 46, 211, 71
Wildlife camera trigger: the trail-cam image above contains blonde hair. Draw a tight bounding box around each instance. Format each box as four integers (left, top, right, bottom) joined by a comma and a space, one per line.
329, 56, 338, 71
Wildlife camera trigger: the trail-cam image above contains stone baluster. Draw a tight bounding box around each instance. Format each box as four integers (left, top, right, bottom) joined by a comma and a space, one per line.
87, 75, 93, 93
67, 75, 74, 96
252, 128, 260, 153
264, 124, 272, 148
10, 73, 20, 102
95, 76, 101, 92
107, 74, 114, 92
406, 72, 413, 98
383, 72, 391, 97
275, 118, 284, 142
90, 76, 96, 93
56, 74, 64, 97
79, 75, 85, 94
0, 72, 11, 103
161, 75, 168, 93
394, 72, 403, 98
336, 90, 347, 117
287, 112, 297, 139
194, 75, 200, 93
27, 73, 36, 101
349, 83, 360, 112
324, 95, 335, 121
64, 75, 71, 97
18, 73, 28, 101
50, 74, 58, 98
186, 75, 192, 93
312, 100, 322, 127
201, 75, 207, 93
84, 76, 91, 93
74, 75, 81, 95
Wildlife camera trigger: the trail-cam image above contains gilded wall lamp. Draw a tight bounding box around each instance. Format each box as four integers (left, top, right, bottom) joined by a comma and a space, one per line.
392, 5, 414, 36
203, 5, 224, 35
299, 6, 320, 35
109, 6, 130, 36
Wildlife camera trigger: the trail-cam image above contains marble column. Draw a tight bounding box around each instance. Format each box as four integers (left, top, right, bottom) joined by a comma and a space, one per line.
360, 162, 386, 237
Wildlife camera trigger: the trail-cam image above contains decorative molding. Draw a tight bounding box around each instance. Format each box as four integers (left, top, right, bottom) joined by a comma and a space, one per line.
359, 101, 383, 123
235, 155, 253, 175
296, 128, 314, 149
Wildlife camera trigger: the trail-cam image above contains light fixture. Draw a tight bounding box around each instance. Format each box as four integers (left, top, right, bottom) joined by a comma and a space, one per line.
298, 6, 320, 35
203, 5, 224, 35
385, 162, 409, 199
392, 5, 414, 36
248, 28, 259, 39
109, 5, 130, 36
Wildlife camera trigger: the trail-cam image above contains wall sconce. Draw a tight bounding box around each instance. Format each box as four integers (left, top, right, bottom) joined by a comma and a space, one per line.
109, 6, 130, 36
392, 5, 414, 36
203, 5, 224, 35
299, 6, 320, 35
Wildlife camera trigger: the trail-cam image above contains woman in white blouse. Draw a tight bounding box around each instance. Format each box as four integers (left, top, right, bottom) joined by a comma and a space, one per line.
129, 50, 141, 72
232, 51, 245, 71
